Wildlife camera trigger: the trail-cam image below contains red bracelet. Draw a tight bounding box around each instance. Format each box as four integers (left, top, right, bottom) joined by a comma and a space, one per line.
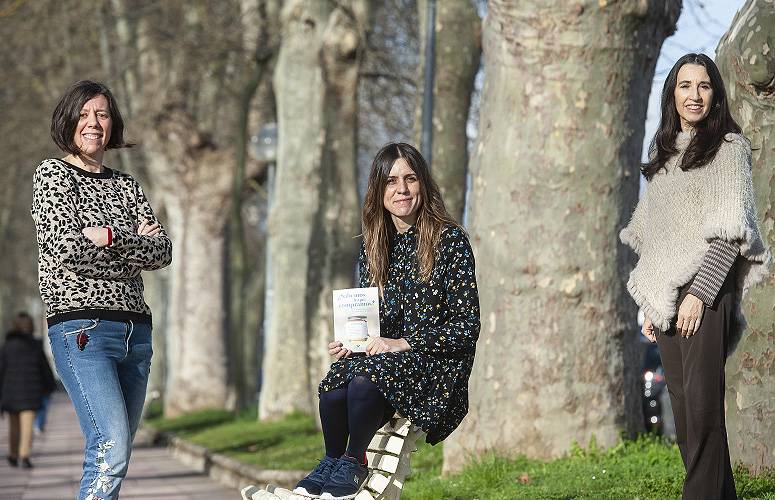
106, 227, 113, 246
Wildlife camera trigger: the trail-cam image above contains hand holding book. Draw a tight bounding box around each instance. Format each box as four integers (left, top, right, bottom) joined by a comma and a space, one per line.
332, 287, 380, 354
364, 337, 410, 355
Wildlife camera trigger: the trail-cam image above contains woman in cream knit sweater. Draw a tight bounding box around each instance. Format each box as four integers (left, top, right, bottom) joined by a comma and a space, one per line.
621, 54, 771, 500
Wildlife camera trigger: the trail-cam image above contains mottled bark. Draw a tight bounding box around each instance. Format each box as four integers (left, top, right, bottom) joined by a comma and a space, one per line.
142, 110, 234, 416
307, 1, 373, 419
414, 0, 481, 222
444, 0, 680, 471
105, 0, 269, 416
259, 0, 330, 420
260, 0, 369, 420
716, 0, 775, 474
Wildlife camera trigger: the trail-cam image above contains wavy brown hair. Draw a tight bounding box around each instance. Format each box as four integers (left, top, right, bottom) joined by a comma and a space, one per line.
361, 143, 463, 294
642, 53, 741, 180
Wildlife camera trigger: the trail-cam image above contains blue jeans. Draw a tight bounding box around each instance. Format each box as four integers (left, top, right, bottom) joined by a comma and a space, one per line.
49, 319, 152, 500
34, 394, 51, 431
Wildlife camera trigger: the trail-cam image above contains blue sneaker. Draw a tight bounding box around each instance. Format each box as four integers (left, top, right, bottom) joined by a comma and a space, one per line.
320, 455, 369, 500
293, 455, 338, 498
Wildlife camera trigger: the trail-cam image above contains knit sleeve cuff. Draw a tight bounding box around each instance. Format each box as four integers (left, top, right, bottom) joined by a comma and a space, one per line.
688, 239, 739, 306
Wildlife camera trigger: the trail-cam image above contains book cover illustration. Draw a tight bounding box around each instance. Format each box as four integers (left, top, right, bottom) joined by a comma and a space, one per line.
332, 287, 380, 353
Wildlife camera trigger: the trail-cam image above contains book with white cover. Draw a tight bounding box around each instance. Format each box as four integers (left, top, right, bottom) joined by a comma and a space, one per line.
332, 287, 380, 353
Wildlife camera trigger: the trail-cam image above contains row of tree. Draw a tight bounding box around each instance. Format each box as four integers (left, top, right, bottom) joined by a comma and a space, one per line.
0, 0, 771, 474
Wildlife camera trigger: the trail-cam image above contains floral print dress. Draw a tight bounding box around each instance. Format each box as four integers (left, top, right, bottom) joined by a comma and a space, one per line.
319, 225, 480, 444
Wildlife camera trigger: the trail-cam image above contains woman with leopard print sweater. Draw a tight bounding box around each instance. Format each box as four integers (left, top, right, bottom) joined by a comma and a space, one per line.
31, 81, 172, 500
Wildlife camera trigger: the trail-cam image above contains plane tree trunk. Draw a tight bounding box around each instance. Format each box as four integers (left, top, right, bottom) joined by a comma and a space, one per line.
443, 0, 681, 473
716, 0, 775, 474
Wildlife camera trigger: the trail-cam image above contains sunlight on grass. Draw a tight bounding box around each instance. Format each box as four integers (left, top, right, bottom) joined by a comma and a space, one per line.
402, 433, 775, 500
144, 410, 775, 499
145, 406, 324, 470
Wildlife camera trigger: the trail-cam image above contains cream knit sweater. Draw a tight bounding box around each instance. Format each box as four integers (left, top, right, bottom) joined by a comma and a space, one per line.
620, 132, 771, 353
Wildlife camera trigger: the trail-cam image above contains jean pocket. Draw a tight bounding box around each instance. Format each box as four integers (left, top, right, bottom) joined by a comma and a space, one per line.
61, 319, 100, 351
61, 319, 100, 336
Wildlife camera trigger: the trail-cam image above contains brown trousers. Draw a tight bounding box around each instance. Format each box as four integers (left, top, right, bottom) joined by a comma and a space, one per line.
8, 410, 35, 459
656, 271, 737, 500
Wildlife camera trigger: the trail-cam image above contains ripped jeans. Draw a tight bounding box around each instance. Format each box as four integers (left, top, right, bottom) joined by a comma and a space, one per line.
49, 319, 152, 500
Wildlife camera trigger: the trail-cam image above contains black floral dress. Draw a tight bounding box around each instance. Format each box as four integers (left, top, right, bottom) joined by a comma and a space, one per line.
319, 225, 480, 445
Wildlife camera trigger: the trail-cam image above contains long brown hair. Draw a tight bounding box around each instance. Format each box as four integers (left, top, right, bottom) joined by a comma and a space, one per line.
642, 53, 741, 180
361, 143, 462, 294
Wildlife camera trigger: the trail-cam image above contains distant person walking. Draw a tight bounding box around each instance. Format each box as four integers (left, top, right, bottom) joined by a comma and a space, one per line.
0, 312, 56, 468
621, 53, 771, 500
31, 81, 172, 500
293, 143, 480, 500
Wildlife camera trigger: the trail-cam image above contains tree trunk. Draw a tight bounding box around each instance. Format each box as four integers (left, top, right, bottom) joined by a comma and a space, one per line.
229, 0, 278, 411
443, 0, 680, 472
260, 0, 333, 420
307, 0, 373, 421
259, 0, 370, 421
414, 0, 481, 222
144, 134, 234, 416
716, 0, 775, 474
104, 0, 270, 416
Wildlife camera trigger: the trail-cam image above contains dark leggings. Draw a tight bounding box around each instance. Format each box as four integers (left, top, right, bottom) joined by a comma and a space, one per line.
319, 376, 395, 463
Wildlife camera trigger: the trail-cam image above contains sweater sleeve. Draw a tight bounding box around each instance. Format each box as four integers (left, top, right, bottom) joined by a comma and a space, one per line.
31, 161, 142, 279
701, 135, 764, 257
106, 179, 172, 271
688, 239, 739, 306
404, 229, 480, 357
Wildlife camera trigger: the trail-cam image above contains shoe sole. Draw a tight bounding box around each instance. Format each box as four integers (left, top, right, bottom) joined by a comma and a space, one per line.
292, 487, 321, 499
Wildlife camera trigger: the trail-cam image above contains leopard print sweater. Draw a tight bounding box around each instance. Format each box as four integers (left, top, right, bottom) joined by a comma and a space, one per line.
31, 158, 172, 328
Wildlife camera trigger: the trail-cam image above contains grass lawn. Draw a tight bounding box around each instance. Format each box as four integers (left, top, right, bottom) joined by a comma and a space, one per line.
144, 405, 775, 499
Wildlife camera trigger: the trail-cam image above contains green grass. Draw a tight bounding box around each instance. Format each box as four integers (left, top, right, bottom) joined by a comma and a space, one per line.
143, 408, 775, 499
144, 404, 324, 470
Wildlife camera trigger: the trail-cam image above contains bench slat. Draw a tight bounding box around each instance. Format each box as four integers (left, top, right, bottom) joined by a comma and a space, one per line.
378, 418, 411, 437
264, 485, 296, 499
368, 434, 405, 455
249, 489, 281, 500
354, 490, 377, 500
366, 452, 400, 474
366, 471, 390, 493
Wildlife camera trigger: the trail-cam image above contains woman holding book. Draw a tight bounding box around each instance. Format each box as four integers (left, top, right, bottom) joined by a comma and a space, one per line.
294, 142, 480, 500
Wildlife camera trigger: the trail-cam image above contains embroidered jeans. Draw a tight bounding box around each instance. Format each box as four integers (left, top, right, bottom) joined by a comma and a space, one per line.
49, 319, 152, 500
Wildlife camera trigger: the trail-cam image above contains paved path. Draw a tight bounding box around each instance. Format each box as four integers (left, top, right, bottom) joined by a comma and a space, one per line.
0, 391, 240, 500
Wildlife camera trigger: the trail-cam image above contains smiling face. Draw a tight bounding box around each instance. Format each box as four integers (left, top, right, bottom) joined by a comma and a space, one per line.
73, 94, 112, 161
674, 64, 714, 132
383, 157, 422, 233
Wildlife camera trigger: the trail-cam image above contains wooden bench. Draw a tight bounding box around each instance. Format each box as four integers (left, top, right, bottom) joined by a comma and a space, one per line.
240, 417, 425, 500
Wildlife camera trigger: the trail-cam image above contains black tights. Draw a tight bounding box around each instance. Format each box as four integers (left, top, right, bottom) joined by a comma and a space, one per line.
319, 376, 394, 464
